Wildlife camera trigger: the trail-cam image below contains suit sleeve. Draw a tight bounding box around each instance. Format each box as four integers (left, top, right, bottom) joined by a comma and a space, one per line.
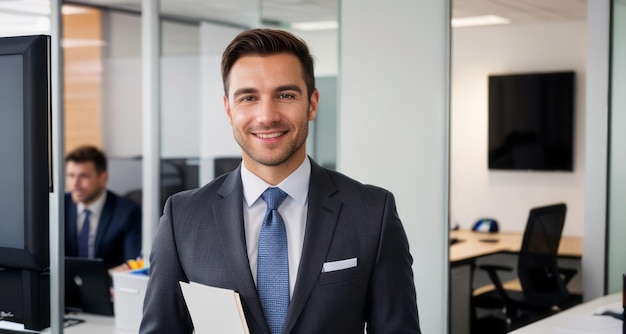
366, 191, 421, 334
139, 197, 194, 334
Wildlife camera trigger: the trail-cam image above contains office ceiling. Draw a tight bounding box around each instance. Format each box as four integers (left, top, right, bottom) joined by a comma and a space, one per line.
0, 0, 588, 38
64, 0, 587, 28
453, 0, 587, 25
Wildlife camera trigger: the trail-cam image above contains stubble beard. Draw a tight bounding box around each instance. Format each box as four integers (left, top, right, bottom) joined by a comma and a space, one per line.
235, 121, 309, 167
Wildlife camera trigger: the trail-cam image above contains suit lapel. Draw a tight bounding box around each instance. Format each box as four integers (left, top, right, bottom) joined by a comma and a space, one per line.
66, 196, 79, 255
283, 161, 342, 334
94, 191, 115, 257
213, 168, 269, 333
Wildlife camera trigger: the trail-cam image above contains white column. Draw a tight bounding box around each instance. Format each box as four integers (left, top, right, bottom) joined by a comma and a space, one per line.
339, 1, 450, 332
49, 0, 64, 332
141, 0, 160, 260
583, 0, 611, 301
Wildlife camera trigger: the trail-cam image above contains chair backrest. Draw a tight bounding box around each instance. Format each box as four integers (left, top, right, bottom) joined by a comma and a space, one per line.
214, 157, 242, 179
517, 203, 568, 309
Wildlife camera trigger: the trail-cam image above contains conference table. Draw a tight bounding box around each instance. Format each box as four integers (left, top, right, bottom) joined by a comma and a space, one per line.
449, 229, 583, 334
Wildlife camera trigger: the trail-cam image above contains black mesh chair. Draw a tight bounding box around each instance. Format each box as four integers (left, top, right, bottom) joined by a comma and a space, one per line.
471, 203, 578, 331
214, 157, 241, 179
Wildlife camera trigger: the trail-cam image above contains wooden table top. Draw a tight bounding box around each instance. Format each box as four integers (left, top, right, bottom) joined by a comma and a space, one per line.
450, 229, 583, 264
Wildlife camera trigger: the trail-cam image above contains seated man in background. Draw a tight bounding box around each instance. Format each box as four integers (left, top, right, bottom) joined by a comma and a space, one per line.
64, 145, 142, 270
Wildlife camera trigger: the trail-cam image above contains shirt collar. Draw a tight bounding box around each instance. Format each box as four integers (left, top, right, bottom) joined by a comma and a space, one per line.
241, 156, 311, 207
77, 190, 107, 216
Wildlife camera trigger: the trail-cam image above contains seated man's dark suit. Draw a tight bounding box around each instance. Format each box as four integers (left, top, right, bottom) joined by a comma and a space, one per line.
140, 160, 420, 333
65, 191, 142, 268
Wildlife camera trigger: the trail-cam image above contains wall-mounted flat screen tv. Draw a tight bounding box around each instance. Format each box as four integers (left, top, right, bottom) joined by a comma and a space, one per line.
488, 71, 575, 171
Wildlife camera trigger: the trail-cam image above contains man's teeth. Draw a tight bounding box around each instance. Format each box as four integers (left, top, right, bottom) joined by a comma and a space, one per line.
257, 132, 284, 139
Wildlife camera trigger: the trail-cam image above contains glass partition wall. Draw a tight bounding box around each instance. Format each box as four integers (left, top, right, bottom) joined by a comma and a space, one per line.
607, 0, 626, 293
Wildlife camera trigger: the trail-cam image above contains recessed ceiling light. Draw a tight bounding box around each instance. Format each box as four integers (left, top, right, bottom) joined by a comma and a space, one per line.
290, 21, 338, 31
451, 15, 510, 28
62, 5, 92, 15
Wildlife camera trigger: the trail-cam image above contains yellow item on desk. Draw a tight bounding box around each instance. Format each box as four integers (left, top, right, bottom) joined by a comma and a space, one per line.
127, 258, 144, 270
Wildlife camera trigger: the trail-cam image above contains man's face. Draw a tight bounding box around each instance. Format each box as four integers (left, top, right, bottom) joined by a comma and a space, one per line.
223, 53, 319, 172
66, 161, 107, 205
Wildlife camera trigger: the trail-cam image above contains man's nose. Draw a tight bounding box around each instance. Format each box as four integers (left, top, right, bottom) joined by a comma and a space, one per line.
68, 177, 79, 189
256, 99, 281, 124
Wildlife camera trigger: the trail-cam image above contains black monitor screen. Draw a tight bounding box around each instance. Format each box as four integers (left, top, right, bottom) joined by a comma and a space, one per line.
0, 53, 25, 250
0, 34, 50, 270
488, 71, 575, 171
0, 34, 51, 331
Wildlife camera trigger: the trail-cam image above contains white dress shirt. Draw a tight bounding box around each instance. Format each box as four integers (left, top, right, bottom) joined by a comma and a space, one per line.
241, 157, 310, 299
76, 191, 107, 258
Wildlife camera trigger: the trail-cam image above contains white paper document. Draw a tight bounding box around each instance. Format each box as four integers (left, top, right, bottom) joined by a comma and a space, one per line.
179, 281, 249, 334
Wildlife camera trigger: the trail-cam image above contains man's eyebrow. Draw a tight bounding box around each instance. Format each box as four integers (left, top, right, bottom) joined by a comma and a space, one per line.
232, 87, 258, 97
275, 84, 302, 94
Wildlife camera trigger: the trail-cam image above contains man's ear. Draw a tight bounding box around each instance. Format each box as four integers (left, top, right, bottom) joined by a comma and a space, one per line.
223, 95, 233, 125
100, 171, 109, 186
308, 89, 320, 121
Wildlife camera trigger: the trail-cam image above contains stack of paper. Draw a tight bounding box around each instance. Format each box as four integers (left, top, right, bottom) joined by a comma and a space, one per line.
179, 281, 249, 334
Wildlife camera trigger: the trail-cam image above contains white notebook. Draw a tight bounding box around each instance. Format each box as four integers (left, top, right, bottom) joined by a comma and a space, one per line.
179, 281, 249, 334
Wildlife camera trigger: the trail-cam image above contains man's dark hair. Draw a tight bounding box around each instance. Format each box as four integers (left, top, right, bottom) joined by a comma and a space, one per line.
65, 145, 107, 174
221, 28, 315, 98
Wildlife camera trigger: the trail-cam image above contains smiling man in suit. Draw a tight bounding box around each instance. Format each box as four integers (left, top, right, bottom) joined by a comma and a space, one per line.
65, 145, 142, 270
140, 29, 420, 334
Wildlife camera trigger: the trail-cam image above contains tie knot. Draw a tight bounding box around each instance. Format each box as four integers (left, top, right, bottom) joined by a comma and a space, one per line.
261, 187, 288, 211
84, 209, 91, 218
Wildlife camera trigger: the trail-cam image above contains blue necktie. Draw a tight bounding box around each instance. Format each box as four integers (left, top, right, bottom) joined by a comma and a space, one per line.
78, 209, 91, 258
257, 187, 289, 334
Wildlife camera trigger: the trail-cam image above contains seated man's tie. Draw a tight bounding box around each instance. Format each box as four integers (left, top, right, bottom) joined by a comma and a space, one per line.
78, 209, 91, 258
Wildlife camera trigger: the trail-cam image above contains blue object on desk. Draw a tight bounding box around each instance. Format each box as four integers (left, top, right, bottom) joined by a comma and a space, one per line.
131, 267, 149, 276
472, 218, 499, 233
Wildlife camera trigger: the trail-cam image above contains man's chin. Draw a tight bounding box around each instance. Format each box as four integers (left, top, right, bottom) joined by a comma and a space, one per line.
71, 195, 85, 203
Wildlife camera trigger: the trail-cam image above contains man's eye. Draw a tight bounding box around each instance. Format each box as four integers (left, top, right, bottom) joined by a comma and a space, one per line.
240, 96, 256, 102
278, 93, 296, 99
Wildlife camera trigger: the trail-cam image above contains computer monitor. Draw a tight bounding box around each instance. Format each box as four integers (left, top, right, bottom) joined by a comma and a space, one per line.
0, 34, 51, 331
65, 257, 114, 316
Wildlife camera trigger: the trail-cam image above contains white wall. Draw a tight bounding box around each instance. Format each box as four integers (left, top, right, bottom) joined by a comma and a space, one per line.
340, 1, 449, 333
198, 23, 243, 184
293, 29, 338, 77
451, 21, 587, 237
102, 11, 201, 159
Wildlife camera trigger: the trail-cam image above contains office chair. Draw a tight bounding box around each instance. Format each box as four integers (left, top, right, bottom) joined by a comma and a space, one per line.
471, 203, 578, 332
214, 157, 241, 179
123, 159, 189, 208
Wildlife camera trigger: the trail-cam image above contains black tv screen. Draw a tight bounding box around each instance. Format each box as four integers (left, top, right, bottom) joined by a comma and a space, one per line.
488, 71, 575, 171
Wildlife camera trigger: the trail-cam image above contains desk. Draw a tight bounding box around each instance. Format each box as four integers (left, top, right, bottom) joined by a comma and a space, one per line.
449, 230, 583, 334
0, 314, 126, 334
450, 229, 583, 264
509, 292, 622, 334
45, 314, 131, 334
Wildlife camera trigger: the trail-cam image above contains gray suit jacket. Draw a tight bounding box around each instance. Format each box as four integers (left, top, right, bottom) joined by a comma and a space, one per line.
140, 160, 420, 333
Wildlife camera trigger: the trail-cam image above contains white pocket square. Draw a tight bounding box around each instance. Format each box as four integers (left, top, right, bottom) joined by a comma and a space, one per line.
322, 257, 357, 273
